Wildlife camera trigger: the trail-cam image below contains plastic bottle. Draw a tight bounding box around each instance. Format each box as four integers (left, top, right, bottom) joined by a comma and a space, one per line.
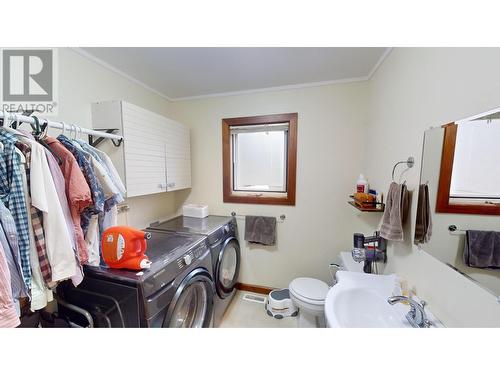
356, 174, 369, 193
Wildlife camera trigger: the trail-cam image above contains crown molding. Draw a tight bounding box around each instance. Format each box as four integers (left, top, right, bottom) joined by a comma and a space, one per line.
171, 75, 370, 102
367, 47, 393, 79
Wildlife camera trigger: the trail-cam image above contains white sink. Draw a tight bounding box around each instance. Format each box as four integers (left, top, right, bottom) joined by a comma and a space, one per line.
325, 271, 416, 328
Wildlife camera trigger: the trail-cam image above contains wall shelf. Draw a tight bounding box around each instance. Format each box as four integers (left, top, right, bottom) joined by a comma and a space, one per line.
348, 201, 385, 212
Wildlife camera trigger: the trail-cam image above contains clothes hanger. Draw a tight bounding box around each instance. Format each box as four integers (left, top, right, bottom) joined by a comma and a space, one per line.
59, 121, 67, 136
1, 111, 25, 136
32, 116, 63, 165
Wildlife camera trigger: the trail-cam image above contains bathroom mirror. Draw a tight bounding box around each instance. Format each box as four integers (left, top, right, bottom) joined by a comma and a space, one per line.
415, 108, 500, 297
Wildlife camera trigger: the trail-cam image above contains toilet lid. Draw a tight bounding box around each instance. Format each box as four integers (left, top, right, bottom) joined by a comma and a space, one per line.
289, 278, 329, 301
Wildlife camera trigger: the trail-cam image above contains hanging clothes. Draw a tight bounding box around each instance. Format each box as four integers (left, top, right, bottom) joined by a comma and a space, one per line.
19, 155, 54, 310
56, 135, 106, 234
16, 141, 53, 286
19, 129, 85, 287
56, 135, 106, 266
0, 241, 20, 328
44, 136, 92, 264
0, 200, 27, 302
0, 117, 125, 317
0, 128, 32, 291
25, 138, 77, 283
44, 149, 83, 287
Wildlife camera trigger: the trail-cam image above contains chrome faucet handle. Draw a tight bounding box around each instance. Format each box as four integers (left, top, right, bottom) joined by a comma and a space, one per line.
419, 300, 432, 327
329, 263, 344, 285
387, 295, 431, 328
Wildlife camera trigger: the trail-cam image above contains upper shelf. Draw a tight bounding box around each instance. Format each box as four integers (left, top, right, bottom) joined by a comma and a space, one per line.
348, 201, 385, 212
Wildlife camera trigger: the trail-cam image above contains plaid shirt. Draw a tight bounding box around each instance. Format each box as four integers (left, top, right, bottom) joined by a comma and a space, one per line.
0, 128, 31, 290
57, 135, 105, 234
16, 142, 52, 286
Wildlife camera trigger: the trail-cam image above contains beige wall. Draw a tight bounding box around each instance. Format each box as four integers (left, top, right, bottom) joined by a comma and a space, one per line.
365, 48, 500, 327
172, 83, 369, 288
53, 48, 182, 229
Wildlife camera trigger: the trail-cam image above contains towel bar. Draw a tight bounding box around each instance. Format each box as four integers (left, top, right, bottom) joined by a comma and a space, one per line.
448, 225, 466, 235
230, 212, 286, 223
392, 156, 415, 182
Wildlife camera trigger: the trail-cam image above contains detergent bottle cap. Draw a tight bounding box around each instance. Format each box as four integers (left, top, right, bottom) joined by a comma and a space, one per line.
140, 259, 152, 269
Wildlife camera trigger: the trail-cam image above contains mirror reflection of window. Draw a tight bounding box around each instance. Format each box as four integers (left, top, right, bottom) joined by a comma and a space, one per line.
450, 119, 500, 204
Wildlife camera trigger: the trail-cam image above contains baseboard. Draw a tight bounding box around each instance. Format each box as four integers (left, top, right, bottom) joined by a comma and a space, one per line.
235, 282, 274, 295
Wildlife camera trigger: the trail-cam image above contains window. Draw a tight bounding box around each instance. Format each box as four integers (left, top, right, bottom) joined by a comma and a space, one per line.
222, 113, 297, 205
436, 120, 500, 215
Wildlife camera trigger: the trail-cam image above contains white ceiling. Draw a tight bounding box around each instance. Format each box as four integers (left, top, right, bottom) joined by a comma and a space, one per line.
79, 47, 389, 101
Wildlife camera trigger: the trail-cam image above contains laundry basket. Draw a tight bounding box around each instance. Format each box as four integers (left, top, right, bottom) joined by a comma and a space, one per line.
266, 289, 298, 319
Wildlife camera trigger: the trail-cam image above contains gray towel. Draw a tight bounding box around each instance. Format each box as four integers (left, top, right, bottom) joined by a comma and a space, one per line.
244, 216, 277, 246
463, 230, 500, 269
414, 184, 432, 245
380, 182, 409, 242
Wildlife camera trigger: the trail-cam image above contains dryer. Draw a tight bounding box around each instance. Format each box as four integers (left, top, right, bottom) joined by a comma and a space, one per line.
148, 215, 240, 327
57, 230, 215, 328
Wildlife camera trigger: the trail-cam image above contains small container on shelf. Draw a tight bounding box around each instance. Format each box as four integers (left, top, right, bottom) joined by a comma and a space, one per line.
348, 192, 385, 212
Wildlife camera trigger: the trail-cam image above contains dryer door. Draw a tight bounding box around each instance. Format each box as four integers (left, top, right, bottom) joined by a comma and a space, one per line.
215, 237, 241, 298
164, 269, 214, 328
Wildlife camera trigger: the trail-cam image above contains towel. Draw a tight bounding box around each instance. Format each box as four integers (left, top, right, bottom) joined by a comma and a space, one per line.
244, 216, 277, 246
414, 184, 432, 245
380, 182, 409, 242
463, 230, 500, 269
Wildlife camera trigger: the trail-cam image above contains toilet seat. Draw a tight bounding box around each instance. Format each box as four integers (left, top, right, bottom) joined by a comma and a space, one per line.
289, 278, 329, 306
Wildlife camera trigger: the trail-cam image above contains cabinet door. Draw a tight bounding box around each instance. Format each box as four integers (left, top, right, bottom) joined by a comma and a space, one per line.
121, 102, 168, 197
165, 119, 191, 191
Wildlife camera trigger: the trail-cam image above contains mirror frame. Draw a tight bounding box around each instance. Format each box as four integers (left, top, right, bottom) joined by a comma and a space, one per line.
436, 122, 500, 215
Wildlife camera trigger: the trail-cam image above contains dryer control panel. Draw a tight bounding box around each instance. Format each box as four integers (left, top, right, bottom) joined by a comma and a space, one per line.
176, 243, 207, 269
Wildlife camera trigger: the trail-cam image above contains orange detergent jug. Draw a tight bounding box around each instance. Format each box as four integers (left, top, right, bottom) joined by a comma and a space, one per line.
101, 226, 152, 270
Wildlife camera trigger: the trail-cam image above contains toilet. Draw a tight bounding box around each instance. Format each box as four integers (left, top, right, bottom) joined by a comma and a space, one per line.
289, 277, 330, 328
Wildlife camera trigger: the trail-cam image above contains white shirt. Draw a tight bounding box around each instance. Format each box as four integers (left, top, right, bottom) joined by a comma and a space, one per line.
28, 141, 76, 282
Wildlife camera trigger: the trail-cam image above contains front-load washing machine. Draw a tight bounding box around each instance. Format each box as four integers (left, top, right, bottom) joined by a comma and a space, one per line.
148, 215, 240, 327
57, 230, 215, 328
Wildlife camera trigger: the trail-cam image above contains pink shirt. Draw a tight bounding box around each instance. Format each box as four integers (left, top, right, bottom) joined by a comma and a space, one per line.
45, 136, 92, 264
0, 241, 20, 328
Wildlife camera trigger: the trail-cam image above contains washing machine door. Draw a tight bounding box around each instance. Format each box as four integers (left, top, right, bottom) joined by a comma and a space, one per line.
164, 269, 214, 328
215, 237, 240, 298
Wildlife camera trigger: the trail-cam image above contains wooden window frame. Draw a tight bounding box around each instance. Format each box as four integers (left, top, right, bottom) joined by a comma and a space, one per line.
222, 113, 297, 205
436, 122, 500, 215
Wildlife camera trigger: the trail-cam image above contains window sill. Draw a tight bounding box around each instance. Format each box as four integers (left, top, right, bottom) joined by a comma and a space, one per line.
223, 191, 295, 205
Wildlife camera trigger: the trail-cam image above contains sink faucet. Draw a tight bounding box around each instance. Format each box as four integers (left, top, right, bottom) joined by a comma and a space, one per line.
387, 295, 431, 328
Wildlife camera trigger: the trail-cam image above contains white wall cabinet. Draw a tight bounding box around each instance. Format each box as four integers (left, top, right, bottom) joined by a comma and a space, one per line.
91, 100, 191, 198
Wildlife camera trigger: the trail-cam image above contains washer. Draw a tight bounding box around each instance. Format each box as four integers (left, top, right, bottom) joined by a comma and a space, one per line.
57, 230, 215, 328
148, 215, 240, 327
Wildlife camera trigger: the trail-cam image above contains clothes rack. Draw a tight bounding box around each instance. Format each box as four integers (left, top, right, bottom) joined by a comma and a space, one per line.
0, 111, 123, 146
